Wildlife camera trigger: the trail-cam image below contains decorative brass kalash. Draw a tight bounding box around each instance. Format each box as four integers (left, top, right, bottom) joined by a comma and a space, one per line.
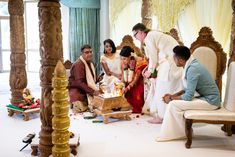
51, 60, 70, 157
30, 61, 79, 156
91, 82, 132, 124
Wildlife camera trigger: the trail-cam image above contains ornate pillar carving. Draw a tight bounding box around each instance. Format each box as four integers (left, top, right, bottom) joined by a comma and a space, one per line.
52, 61, 70, 157
8, 0, 27, 105
141, 0, 152, 54
38, 0, 63, 156
229, 0, 235, 65
141, 0, 152, 28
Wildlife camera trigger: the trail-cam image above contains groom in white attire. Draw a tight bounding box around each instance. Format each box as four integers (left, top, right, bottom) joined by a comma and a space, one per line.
132, 23, 183, 123
157, 46, 220, 141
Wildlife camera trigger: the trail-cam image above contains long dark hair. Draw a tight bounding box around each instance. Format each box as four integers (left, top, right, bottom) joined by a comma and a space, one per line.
103, 39, 116, 54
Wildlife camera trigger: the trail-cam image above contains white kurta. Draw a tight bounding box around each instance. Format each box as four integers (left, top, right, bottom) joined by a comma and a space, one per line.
144, 31, 183, 118
100, 52, 122, 88
142, 78, 157, 115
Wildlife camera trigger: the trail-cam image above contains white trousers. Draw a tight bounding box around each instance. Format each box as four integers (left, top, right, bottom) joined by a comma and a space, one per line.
157, 98, 218, 141
154, 78, 183, 118
142, 78, 157, 114
154, 61, 183, 118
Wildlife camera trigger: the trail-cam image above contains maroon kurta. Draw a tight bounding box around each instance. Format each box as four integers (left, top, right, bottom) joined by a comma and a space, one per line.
68, 58, 95, 103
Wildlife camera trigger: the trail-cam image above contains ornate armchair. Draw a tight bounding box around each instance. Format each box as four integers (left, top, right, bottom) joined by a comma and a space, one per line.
116, 35, 143, 57
64, 59, 73, 69
183, 27, 234, 149
165, 28, 184, 46
184, 62, 235, 148
63, 59, 73, 78
190, 27, 226, 95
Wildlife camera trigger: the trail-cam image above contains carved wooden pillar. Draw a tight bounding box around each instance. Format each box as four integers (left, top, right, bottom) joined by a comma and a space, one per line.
8, 0, 27, 105
38, 0, 63, 156
141, 0, 152, 54
141, 0, 152, 28
229, 0, 235, 64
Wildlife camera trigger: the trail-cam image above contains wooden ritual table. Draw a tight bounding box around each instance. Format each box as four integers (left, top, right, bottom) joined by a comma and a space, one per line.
7, 105, 40, 121
92, 95, 132, 124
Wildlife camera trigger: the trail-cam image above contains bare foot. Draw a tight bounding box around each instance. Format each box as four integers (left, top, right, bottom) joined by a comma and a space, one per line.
147, 117, 163, 124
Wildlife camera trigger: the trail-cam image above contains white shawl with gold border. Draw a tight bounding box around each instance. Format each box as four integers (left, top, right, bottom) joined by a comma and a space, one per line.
80, 56, 98, 91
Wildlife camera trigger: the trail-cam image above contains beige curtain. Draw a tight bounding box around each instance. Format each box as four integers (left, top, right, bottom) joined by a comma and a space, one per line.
109, 0, 134, 29
110, 0, 159, 46
110, 0, 142, 46
152, 0, 194, 32
177, 0, 232, 54
110, 0, 232, 54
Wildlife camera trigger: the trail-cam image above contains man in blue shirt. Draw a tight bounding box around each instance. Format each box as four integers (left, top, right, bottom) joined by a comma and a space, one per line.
157, 46, 220, 141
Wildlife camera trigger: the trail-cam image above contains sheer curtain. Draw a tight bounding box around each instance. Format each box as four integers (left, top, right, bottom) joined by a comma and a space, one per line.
110, 0, 159, 47
110, 1, 142, 46
177, 0, 232, 99
177, 0, 232, 53
152, 0, 193, 32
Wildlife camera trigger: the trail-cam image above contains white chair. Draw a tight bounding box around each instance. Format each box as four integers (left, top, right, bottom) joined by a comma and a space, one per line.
116, 35, 143, 57
184, 62, 235, 148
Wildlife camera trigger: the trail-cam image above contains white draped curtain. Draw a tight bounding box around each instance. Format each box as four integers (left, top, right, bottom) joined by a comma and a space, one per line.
110, 0, 159, 47
152, 0, 194, 32
110, 0, 142, 46
110, 0, 232, 54
177, 0, 232, 54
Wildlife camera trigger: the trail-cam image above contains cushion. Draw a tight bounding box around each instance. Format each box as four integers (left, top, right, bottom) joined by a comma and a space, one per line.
184, 108, 235, 121
193, 47, 217, 79
224, 62, 235, 112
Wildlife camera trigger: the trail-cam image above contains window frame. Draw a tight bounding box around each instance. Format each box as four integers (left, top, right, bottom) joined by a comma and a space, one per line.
0, 0, 10, 72
0, 0, 40, 72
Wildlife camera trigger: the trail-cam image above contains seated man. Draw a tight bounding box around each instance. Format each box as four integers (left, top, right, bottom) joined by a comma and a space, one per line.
68, 44, 101, 113
120, 46, 148, 113
157, 46, 221, 141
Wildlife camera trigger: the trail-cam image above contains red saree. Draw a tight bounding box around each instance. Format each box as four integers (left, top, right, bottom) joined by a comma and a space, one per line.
124, 57, 148, 113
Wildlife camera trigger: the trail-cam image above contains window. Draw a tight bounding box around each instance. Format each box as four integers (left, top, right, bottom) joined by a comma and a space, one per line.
0, 1, 10, 72
0, 1, 69, 72
25, 2, 40, 72
0, 1, 9, 16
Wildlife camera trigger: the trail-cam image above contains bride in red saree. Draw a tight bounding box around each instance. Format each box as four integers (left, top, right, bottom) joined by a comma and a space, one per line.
120, 46, 148, 113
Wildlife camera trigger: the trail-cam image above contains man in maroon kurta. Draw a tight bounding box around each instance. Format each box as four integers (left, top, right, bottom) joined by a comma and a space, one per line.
69, 44, 100, 112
